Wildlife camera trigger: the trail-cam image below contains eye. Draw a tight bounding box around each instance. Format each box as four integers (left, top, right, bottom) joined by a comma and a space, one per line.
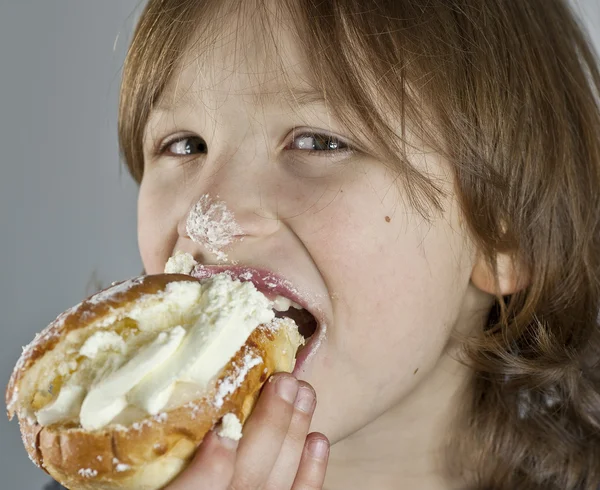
158, 135, 207, 156
286, 132, 350, 153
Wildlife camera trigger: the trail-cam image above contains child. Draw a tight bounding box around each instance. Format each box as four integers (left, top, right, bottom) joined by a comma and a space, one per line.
113, 0, 600, 488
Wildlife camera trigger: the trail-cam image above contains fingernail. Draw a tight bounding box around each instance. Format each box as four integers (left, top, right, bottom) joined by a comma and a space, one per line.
294, 386, 315, 413
276, 376, 298, 404
307, 438, 329, 460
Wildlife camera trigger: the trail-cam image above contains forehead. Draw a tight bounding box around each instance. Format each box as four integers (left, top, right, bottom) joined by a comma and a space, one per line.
155, 2, 319, 112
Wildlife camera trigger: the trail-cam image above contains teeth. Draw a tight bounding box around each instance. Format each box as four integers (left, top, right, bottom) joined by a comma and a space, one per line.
272, 296, 303, 312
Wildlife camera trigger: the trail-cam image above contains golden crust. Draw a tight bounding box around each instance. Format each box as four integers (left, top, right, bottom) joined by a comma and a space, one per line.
7, 274, 302, 490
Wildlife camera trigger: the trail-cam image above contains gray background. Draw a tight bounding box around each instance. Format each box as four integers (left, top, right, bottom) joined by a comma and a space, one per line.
0, 1, 598, 489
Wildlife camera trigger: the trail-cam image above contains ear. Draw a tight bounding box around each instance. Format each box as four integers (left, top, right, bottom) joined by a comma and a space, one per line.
471, 251, 529, 296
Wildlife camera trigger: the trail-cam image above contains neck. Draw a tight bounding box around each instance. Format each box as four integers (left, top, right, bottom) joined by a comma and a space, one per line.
324, 350, 472, 490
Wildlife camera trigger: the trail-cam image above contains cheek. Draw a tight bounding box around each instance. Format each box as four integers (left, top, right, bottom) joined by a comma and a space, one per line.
299, 174, 474, 375
137, 178, 179, 274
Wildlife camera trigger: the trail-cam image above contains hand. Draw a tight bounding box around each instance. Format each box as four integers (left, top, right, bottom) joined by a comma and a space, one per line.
165, 373, 330, 490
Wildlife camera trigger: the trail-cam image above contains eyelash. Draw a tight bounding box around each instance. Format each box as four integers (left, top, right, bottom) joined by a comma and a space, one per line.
154, 132, 355, 158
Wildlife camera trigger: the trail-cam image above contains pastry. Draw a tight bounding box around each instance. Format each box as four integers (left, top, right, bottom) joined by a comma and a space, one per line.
6, 273, 304, 489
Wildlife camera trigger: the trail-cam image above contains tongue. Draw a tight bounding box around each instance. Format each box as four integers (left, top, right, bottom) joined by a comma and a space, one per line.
274, 308, 317, 339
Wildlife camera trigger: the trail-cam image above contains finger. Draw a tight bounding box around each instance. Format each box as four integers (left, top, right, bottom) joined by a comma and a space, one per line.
291, 433, 330, 490
230, 373, 299, 488
264, 382, 316, 490
165, 430, 238, 490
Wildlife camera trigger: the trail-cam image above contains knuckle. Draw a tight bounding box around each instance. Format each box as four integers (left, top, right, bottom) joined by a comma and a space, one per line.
286, 417, 311, 443
293, 403, 314, 422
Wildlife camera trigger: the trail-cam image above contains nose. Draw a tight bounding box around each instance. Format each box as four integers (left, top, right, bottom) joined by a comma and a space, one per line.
176, 146, 282, 261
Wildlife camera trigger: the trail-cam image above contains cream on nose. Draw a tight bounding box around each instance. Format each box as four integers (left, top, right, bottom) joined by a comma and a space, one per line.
185, 194, 244, 263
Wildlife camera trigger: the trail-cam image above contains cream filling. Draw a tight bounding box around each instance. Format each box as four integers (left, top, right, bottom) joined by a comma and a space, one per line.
80, 331, 126, 359
218, 413, 243, 441
80, 326, 187, 430
34, 274, 279, 430
36, 385, 86, 426
164, 251, 198, 275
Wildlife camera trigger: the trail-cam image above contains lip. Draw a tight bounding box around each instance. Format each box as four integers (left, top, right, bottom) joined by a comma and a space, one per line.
292, 325, 325, 375
190, 264, 326, 373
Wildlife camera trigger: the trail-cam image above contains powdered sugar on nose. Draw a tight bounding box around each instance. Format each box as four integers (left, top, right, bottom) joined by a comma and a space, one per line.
186, 194, 243, 262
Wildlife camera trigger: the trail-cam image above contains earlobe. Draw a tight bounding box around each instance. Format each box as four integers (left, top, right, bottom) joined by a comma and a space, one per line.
471, 252, 529, 296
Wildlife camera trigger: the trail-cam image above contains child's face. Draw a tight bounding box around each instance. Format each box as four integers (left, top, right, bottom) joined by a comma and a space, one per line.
138, 10, 490, 443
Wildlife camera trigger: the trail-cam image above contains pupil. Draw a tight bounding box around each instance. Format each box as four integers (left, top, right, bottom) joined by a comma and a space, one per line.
186, 137, 206, 154
313, 134, 339, 151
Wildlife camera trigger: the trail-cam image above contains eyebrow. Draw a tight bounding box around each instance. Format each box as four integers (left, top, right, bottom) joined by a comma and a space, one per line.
252, 88, 326, 107
152, 87, 327, 113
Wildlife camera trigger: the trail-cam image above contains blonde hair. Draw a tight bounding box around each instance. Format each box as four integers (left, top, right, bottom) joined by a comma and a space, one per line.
118, 1, 600, 488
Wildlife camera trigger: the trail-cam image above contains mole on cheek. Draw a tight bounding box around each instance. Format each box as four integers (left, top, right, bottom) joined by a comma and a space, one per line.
385, 216, 391, 223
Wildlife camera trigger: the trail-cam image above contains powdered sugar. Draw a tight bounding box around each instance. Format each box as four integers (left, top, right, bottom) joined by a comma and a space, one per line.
154, 412, 168, 423
186, 194, 243, 262
214, 353, 263, 408
112, 458, 131, 472
184, 400, 204, 419
78, 468, 98, 478
239, 271, 254, 281
131, 419, 153, 431
7, 386, 20, 415
27, 453, 39, 467
86, 277, 145, 306
264, 316, 297, 334
115, 411, 165, 430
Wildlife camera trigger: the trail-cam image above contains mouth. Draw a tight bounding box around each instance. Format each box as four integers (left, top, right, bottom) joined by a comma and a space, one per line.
190, 265, 323, 365
272, 297, 318, 343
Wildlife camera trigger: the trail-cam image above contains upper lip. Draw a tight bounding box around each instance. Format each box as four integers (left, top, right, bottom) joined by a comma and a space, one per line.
190, 264, 326, 330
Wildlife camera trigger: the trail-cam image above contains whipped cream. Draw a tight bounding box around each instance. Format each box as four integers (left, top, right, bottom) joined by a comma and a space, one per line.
80, 331, 125, 359
218, 413, 243, 441
164, 251, 198, 275
35, 274, 276, 431
80, 326, 187, 430
36, 385, 85, 426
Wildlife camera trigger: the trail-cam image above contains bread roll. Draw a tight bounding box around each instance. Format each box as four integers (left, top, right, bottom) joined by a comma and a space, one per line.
6, 273, 303, 489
